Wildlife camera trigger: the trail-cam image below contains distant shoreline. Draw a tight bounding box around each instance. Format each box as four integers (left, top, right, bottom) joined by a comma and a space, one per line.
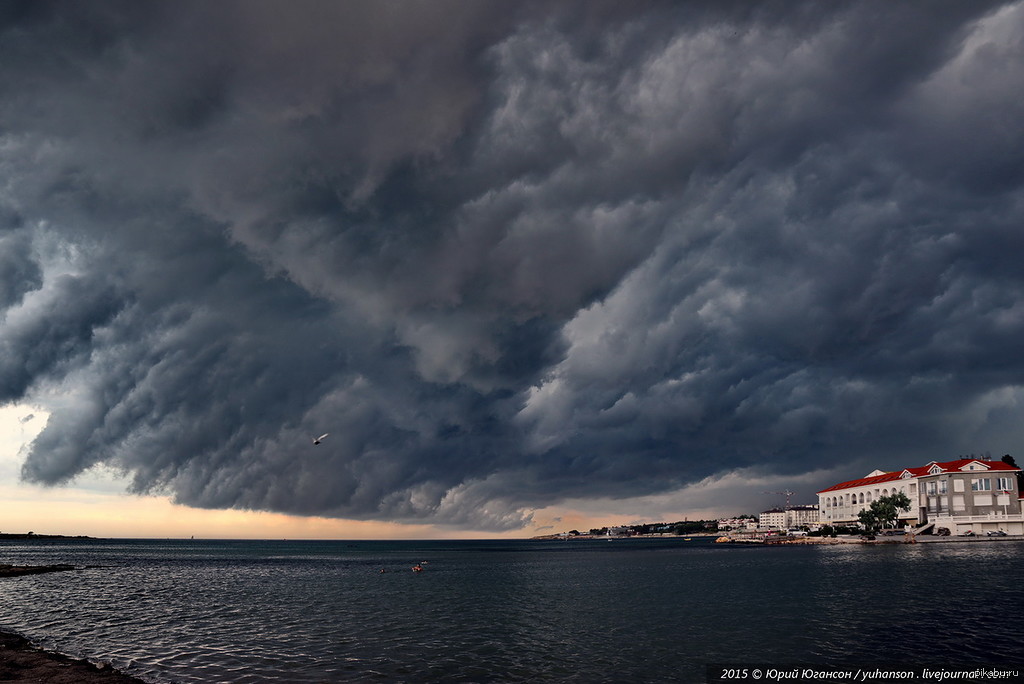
0, 533, 95, 540
530, 532, 1024, 545
530, 532, 718, 540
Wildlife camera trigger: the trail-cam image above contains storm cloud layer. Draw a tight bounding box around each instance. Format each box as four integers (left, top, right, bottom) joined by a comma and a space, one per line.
2, 1, 1024, 529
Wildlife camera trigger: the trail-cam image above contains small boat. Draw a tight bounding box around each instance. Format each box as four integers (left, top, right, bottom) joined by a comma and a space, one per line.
412, 564, 424, 573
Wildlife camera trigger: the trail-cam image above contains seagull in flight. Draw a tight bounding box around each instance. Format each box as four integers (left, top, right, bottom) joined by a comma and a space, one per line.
312, 433, 329, 445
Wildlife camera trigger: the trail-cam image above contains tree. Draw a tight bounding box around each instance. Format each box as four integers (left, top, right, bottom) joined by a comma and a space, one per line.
858, 492, 912, 533
1001, 454, 1024, 492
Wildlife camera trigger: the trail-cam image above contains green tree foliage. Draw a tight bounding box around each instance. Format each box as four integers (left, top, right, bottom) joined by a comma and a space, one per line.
673, 521, 710, 535
858, 492, 912, 532
1001, 454, 1023, 492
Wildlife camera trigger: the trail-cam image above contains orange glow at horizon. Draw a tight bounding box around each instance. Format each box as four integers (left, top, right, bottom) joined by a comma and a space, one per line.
1, 404, 731, 540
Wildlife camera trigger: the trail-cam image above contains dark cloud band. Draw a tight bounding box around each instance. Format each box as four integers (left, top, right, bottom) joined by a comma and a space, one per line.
1, 0, 1021, 529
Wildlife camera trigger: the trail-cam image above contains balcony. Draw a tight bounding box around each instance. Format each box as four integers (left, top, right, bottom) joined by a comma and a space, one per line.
931, 512, 1024, 524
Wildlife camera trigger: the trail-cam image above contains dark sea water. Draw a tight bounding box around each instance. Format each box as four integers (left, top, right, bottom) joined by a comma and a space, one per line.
0, 537, 1021, 683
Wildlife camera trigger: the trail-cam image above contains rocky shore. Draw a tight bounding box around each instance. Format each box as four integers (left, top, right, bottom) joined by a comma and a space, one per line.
0, 631, 146, 684
0, 564, 147, 683
0, 563, 77, 578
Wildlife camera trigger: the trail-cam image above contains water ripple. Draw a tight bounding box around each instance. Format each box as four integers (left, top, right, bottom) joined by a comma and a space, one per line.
1, 539, 1022, 682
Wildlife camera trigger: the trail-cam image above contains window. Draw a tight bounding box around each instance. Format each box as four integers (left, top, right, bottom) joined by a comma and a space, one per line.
926, 482, 936, 495
971, 478, 992, 492
996, 477, 1013, 491
938, 480, 947, 495
953, 479, 964, 493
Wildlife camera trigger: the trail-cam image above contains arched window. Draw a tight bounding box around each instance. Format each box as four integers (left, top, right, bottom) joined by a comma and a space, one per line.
859, 492, 865, 504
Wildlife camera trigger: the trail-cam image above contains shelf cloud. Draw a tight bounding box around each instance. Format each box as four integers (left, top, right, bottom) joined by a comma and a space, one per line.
2, 1, 1023, 529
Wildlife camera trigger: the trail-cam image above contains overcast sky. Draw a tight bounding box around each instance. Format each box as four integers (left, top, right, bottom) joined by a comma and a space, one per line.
2, 1, 1023, 533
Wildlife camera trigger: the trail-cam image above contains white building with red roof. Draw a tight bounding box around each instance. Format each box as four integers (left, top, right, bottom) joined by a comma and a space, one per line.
817, 458, 1023, 535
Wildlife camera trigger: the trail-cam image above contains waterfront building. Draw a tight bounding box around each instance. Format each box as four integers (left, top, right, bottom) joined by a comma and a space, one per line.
817, 457, 1023, 535
786, 504, 819, 528
717, 517, 757, 530
759, 505, 820, 530
758, 508, 786, 530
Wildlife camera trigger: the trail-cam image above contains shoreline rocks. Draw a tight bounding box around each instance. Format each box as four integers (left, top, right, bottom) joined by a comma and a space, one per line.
0, 564, 77, 578
0, 631, 146, 684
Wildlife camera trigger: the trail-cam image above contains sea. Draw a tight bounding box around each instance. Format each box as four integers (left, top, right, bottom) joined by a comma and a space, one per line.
0, 537, 1021, 683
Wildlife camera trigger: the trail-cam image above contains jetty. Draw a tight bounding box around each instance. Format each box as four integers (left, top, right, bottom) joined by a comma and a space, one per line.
0, 564, 76, 578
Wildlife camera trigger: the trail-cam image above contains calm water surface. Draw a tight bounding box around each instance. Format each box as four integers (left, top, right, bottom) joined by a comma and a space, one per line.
0, 538, 1021, 682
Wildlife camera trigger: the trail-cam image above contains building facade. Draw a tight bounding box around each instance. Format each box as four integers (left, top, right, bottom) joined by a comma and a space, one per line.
817, 458, 1023, 534
718, 517, 758, 531
786, 505, 820, 528
758, 505, 820, 530
759, 509, 786, 530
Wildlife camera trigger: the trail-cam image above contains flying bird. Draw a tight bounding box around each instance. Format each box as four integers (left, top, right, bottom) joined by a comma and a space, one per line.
313, 433, 329, 445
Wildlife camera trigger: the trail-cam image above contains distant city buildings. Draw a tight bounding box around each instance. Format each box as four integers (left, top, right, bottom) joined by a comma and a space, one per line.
717, 517, 758, 531
817, 457, 1024, 535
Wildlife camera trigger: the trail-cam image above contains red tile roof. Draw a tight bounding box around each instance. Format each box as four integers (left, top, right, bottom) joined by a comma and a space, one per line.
817, 459, 1020, 494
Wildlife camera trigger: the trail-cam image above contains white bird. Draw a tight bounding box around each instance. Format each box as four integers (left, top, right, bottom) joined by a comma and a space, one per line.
313, 433, 329, 445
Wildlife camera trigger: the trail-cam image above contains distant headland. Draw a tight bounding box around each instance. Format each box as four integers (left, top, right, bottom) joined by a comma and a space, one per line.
0, 532, 94, 540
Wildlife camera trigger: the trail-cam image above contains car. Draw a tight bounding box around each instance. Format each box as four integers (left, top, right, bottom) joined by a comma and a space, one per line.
986, 530, 1008, 537
936, 527, 950, 536
959, 530, 975, 537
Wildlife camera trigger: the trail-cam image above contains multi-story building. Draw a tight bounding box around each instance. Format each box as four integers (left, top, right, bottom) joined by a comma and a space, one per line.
717, 517, 758, 531
758, 505, 820, 530
759, 509, 787, 530
786, 505, 819, 528
817, 458, 1023, 534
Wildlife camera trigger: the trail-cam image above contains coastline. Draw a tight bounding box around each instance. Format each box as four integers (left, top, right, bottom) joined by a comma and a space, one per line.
0, 563, 77, 578
0, 564, 147, 683
0, 630, 146, 684
531, 532, 1024, 545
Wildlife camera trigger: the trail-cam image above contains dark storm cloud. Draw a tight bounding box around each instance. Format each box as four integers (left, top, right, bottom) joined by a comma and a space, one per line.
2, 0, 1023, 529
